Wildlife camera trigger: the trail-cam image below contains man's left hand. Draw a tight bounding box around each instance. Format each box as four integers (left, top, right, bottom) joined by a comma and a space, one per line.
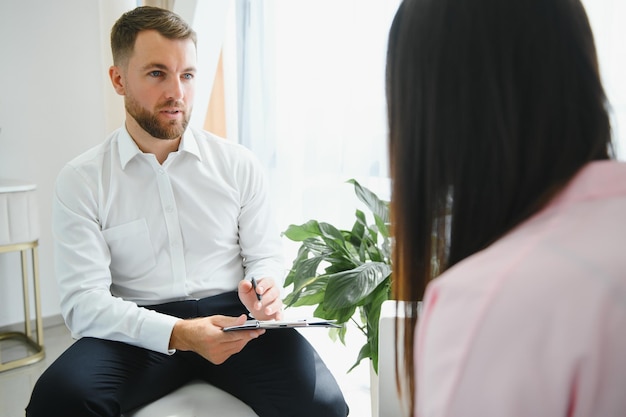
238, 277, 284, 321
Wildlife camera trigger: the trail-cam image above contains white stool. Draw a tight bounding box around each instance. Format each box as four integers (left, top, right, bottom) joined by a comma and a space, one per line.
125, 380, 259, 417
0, 179, 44, 372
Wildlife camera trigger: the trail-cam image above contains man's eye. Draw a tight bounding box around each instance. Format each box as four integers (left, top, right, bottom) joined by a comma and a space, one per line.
182, 73, 194, 80
149, 71, 163, 77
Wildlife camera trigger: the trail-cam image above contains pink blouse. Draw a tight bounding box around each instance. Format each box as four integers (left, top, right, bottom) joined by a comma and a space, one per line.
416, 161, 626, 417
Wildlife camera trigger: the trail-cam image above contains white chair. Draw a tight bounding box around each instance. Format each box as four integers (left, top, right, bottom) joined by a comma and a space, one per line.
376, 300, 418, 417
125, 379, 258, 417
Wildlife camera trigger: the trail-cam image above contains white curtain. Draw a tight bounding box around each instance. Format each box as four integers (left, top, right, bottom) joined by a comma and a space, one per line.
235, 0, 401, 253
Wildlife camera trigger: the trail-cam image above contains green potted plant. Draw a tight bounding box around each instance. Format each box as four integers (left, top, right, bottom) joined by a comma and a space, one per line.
281, 179, 391, 373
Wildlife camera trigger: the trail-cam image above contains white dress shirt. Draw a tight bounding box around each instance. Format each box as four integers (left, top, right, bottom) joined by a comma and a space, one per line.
53, 127, 285, 354
416, 160, 626, 417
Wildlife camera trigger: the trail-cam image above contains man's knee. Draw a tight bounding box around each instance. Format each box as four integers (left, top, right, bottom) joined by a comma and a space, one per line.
308, 380, 350, 417
26, 366, 119, 417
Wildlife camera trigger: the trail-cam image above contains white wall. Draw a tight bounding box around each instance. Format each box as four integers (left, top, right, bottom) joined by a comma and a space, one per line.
0, 0, 114, 328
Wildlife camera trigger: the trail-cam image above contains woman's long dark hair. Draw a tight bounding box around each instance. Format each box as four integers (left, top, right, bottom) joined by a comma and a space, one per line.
386, 0, 612, 414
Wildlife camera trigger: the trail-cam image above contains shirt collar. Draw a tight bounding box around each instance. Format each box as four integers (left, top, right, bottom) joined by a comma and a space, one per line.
179, 129, 202, 162
118, 127, 202, 169
118, 127, 141, 169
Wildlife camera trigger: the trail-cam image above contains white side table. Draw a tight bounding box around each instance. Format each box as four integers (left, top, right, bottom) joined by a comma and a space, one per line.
0, 179, 45, 371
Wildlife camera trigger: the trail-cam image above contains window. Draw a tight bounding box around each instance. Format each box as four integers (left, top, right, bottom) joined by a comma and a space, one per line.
231, 0, 401, 247
582, 0, 626, 159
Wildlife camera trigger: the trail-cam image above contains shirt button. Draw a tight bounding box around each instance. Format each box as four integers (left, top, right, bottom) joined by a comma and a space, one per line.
158, 168, 165, 175
165, 206, 174, 213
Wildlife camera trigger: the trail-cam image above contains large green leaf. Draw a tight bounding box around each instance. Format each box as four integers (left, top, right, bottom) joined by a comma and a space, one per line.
292, 256, 324, 287
361, 281, 391, 372
324, 263, 391, 310
287, 284, 326, 307
363, 280, 391, 321
318, 222, 354, 259
380, 236, 392, 260
349, 210, 367, 251
314, 303, 356, 323
347, 179, 389, 224
301, 238, 333, 256
282, 220, 321, 241
284, 245, 314, 286
352, 211, 387, 262
284, 275, 329, 306
318, 221, 345, 242
374, 212, 390, 238
324, 258, 360, 274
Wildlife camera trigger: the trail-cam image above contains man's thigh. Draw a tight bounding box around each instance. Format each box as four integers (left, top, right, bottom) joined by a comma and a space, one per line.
27, 292, 348, 417
196, 328, 349, 417
26, 337, 193, 417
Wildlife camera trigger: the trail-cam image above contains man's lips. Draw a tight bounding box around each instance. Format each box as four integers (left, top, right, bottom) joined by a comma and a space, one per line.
160, 108, 184, 118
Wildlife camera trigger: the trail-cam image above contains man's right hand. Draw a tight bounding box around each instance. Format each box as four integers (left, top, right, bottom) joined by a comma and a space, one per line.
168, 314, 265, 364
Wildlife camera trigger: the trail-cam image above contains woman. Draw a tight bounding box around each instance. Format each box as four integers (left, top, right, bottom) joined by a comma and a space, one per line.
387, 0, 626, 415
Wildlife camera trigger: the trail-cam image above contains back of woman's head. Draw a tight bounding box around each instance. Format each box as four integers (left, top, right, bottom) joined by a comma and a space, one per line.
388, 0, 612, 298
387, 0, 613, 409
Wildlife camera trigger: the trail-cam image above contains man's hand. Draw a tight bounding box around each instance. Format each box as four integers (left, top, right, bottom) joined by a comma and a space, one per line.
169, 314, 264, 364
238, 277, 284, 321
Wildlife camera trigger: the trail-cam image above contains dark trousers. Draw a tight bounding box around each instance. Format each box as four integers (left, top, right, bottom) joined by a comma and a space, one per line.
26, 292, 349, 417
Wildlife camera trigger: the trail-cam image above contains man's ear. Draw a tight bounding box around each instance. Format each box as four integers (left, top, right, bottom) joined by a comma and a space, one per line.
109, 65, 126, 96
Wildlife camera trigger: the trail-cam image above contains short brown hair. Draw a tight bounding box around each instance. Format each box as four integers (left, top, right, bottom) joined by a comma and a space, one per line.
111, 6, 197, 66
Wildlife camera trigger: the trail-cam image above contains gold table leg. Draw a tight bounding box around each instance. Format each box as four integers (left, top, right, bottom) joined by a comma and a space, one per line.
0, 241, 46, 372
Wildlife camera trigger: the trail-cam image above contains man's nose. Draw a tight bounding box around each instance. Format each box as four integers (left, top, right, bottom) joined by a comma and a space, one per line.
165, 77, 184, 101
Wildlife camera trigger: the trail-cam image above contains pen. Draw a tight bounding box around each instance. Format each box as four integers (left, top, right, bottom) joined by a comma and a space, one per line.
251, 277, 262, 302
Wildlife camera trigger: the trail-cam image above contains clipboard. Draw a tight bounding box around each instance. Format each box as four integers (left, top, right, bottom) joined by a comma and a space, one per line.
223, 318, 341, 332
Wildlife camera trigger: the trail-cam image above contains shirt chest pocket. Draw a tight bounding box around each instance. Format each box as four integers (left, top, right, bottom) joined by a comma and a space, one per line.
102, 219, 157, 279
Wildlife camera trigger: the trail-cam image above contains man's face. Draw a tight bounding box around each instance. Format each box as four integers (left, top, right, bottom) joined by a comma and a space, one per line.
116, 30, 197, 140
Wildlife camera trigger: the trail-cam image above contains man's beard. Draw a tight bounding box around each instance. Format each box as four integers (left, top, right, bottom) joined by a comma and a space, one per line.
125, 96, 191, 140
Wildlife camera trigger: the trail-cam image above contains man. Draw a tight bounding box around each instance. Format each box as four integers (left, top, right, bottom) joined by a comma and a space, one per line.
27, 6, 348, 417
